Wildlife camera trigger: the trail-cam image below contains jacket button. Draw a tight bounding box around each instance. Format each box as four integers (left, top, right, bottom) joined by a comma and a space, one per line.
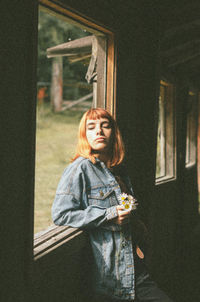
99, 190, 104, 197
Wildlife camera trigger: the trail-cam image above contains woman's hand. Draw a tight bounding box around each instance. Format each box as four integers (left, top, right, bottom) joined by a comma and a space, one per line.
113, 205, 132, 225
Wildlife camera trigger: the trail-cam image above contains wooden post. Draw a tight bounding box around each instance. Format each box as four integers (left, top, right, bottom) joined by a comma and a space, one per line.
50, 57, 63, 112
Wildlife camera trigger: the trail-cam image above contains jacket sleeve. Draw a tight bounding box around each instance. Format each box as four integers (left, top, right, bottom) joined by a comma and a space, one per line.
52, 165, 118, 229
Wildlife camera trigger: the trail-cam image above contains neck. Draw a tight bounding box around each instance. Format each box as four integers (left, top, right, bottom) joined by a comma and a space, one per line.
93, 151, 111, 168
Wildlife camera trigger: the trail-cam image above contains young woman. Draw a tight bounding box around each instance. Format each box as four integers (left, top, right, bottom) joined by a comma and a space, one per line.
52, 108, 173, 302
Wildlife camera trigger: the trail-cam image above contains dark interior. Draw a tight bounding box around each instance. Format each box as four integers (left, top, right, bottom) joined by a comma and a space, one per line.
1, 1, 200, 301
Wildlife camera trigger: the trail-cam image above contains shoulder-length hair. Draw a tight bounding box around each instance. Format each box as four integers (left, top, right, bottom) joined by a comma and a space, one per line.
72, 108, 125, 167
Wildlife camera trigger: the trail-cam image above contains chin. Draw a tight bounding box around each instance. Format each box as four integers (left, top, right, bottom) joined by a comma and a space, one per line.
93, 144, 107, 150
93, 146, 109, 153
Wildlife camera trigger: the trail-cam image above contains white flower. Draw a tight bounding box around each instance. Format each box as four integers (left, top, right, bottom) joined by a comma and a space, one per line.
118, 192, 138, 211
119, 193, 128, 200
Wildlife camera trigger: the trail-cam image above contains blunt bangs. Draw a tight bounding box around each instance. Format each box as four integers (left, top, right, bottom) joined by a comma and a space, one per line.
85, 108, 113, 123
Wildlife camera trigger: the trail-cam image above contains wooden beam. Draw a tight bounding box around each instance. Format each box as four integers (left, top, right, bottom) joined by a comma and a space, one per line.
161, 39, 200, 57
47, 35, 93, 58
34, 224, 85, 260
163, 41, 200, 67
61, 92, 93, 111
68, 54, 91, 63
164, 19, 200, 38
162, 27, 200, 53
170, 59, 200, 79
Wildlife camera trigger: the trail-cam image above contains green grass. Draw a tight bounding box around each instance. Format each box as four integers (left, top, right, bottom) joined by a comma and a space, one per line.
34, 104, 85, 233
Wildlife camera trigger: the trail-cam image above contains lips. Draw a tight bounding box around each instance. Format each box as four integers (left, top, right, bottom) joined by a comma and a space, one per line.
95, 137, 105, 142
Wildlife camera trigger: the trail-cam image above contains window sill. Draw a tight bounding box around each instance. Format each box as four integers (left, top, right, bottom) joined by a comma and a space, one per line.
34, 224, 84, 260
155, 175, 176, 185
185, 162, 196, 169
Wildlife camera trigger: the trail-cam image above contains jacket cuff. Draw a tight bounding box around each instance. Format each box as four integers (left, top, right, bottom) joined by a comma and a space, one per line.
106, 206, 118, 220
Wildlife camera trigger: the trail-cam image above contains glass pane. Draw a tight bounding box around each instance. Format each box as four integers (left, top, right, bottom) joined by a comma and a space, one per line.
185, 92, 197, 167
34, 7, 107, 233
156, 85, 166, 178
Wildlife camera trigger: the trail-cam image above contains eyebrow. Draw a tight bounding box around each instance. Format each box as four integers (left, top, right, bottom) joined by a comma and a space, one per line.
86, 120, 109, 126
87, 122, 96, 125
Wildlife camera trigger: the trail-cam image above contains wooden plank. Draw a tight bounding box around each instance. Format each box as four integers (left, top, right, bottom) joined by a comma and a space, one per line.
47, 35, 93, 58
34, 230, 84, 260
85, 36, 97, 84
34, 225, 71, 246
34, 228, 81, 257
68, 53, 91, 63
34, 225, 83, 260
163, 40, 200, 68
61, 92, 93, 111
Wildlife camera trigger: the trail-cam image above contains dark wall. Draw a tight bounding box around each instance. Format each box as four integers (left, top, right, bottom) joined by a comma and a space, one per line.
1, 1, 38, 301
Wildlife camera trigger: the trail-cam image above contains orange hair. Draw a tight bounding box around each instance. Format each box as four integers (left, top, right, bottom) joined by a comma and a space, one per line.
72, 108, 125, 167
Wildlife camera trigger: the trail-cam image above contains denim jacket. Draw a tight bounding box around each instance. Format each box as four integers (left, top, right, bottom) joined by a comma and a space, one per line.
52, 156, 136, 300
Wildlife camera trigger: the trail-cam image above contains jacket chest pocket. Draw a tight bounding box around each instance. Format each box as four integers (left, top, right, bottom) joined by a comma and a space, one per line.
87, 188, 116, 208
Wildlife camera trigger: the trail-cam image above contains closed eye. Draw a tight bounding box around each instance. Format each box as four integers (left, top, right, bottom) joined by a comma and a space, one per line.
101, 122, 111, 128
87, 126, 95, 130
86, 123, 95, 130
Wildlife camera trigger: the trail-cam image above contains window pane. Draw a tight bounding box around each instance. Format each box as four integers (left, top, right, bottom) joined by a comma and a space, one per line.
185, 92, 198, 167
156, 81, 175, 181
156, 85, 166, 178
34, 7, 107, 233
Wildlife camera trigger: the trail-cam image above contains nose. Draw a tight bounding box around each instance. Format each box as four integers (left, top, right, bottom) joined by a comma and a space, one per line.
96, 124, 103, 135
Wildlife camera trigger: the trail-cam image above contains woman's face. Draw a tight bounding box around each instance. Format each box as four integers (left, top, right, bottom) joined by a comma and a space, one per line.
86, 117, 112, 153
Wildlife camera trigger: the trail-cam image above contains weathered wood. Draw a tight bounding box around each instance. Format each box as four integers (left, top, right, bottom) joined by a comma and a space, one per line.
47, 34, 108, 110
33, 224, 84, 260
61, 92, 93, 111
34, 225, 69, 244
68, 53, 91, 63
50, 57, 63, 112
47, 35, 93, 58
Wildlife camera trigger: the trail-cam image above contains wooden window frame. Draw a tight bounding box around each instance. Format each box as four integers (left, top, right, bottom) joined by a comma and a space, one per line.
156, 80, 176, 184
34, 225, 84, 260
33, 0, 116, 260
185, 91, 198, 168
39, 0, 116, 114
